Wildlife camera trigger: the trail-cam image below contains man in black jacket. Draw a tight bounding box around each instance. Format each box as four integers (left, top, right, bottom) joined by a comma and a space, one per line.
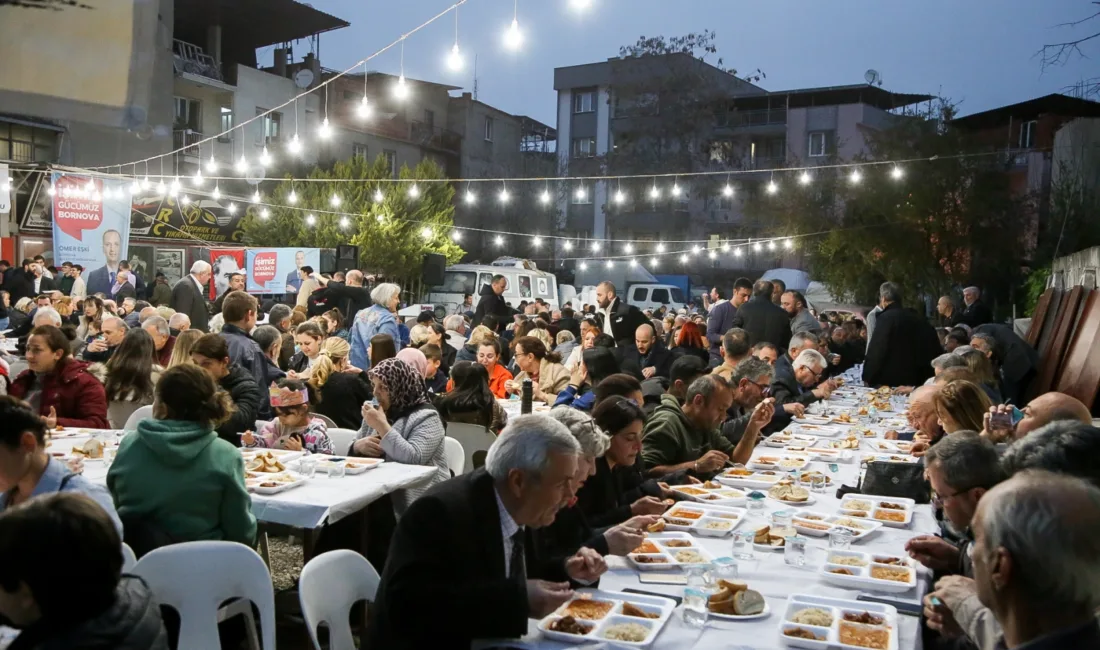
771, 348, 831, 409
218, 292, 278, 419
314, 269, 372, 324
864, 282, 942, 388
730, 279, 791, 352
170, 261, 211, 333
368, 414, 605, 650
473, 274, 512, 333
595, 281, 648, 347
959, 286, 993, 327
556, 307, 581, 338
972, 324, 1038, 405
618, 323, 671, 381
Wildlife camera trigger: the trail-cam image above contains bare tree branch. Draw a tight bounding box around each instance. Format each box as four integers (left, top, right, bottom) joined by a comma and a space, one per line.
1036, 2, 1100, 71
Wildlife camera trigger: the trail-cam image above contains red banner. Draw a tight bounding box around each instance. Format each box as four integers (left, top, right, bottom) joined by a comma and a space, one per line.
53, 176, 103, 238
209, 248, 245, 300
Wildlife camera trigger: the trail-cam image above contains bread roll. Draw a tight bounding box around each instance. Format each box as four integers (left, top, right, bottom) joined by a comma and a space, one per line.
733, 589, 766, 616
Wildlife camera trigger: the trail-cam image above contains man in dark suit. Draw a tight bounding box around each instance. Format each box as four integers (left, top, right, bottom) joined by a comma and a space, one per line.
84, 229, 124, 297
972, 324, 1038, 405
108, 270, 136, 302
170, 260, 211, 333
473, 274, 513, 333
730, 280, 791, 353
556, 307, 581, 338
706, 282, 740, 364
772, 348, 830, 409
618, 323, 671, 381
368, 414, 605, 650
960, 286, 993, 328
864, 282, 942, 388
312, 269, 372, 324
595, 281, 648, 347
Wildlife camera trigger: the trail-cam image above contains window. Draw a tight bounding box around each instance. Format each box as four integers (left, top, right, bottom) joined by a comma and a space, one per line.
652, 289, 670, 304
571, 188, 593, 205
0, 121, 57, 163
255, 108, 282, 144
1019, 120, 1037, 149
808, 132, 826, 157
352, 143, 368, 159
218, 106, 233, 142
484, 117, 494, 142
434, 271, 476, 293
424, 109, 435, 130
571, 137, 596, 158
573, 90, 596, 113
173, 97, 201, 130
631, 287, 648, 302
518, 276, 532, 298
383, 150, 398, 178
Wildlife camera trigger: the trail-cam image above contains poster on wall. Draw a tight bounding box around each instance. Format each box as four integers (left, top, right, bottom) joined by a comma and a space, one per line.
246, 248, 320, 294
127, 245, 155, 285
51, 173, 131, 297
154, 248, 185, 287
209, 248, 245, 300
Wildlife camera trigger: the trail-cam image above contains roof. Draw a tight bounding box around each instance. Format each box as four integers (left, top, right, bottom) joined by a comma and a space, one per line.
515, 115, 557, 139
952, 93, 1100, 129
344, 71, 461, 92
174, 0, 349, 50
730, 84, 933, 111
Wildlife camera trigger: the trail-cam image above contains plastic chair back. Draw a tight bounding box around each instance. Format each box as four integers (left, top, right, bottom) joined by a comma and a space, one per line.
299, 549, 381, 650
313, 413, 338, 429
327, 428, 359, 456
123, 405, 154, 431
443, 436, 465, 475
445, 422, 496, 472
121, 542, 137, 572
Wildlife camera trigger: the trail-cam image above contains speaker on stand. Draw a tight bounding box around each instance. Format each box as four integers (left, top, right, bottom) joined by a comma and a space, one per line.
422, 253, 446, 286
336, 245, 359, 273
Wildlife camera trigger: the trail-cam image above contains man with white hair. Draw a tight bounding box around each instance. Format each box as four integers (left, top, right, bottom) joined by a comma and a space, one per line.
442, 314, 467, 352
350, 282, 401, 371
368, 414, 591, 650
771, 348, 831, 408
141, 316, 175, 367
81, 316, 127, 363
864, 281, 941, 388
167, 312, 190, 336
960, 286, 992, 328
170, 261, 211, 332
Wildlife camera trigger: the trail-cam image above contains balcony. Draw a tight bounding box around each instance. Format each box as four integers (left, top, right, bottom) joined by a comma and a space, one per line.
173, 39, 235, 90
717, 108, 788, 134
173, 128, 203, 160
410, 121, 461, 155
749, 156, 787, 170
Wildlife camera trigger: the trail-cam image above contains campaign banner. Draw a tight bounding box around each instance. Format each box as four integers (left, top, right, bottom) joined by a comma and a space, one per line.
209, 248, 246, 299
130, 194, 246, 244
51, 172, 131, 297
246, 248, 320, 294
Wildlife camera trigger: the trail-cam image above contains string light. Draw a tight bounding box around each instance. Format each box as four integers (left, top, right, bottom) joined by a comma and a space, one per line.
447, 7, 464, 71
570, 0, 592, 10
340, 216, 350, 228
708, 250, 717, 260
574, 186, 587, 201
629, 259, 637, 267
499, 186, 511, 203
733, 247, 743, 257
192, 169, 203, 187
691, 245, 701, 255
235, 156, 248, 173
753, 241, 762, 252
251, 190, 261, 204
579, 261, 588, 270
226, 202, 236, 214
374, 188, 385, 203
767, 240, 777, 251
395, 39, 410, 100
155, 179, 167, 195
358, 94, 372, 119
656, 243, 666, 253
47, 184, 56, 196
330, 193, 342, 207
318, 117, 332, 139
605, 260, 614, 269
206, 155, 218, 173
721, 242, 730, 253
180, 194, 191, 205
799, 171, 812, 185
408, 183, 420, 199
766, 180, 778, 195
287, 189, 298, 204
591, 241, 601, 252
259, 147, 272, 166
624, 243, 634, 253
260, 208, 271, 219
650, 257, 659, 268
376, 213, 385, 223
649, 184, 661, 200
613, 188, 626, 204
563, 240, 573, 251
464, 189, 477, 204
671, 182, 682, 198
451, 230, 462, 241
849, 169, 862, 184
679, 254, 688, 263
494, 235, 504, 247
420, 226, 433, 239
722, 184, 734, 197
532, 236, 542, 248
783, 238, 794, 249
539, 188, 551, 204
891, 166, 904, 180
141, 176, 151, 190
503, 14, 522, 50
305, 213, 316, 226
169, 177, 181, 196
288, 133, 303, 155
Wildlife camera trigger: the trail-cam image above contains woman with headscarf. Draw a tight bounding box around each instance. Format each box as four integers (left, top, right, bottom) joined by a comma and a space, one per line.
351, 358, 448, 515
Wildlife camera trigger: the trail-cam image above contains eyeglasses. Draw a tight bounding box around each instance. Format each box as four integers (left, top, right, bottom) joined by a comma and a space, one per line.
932, 486, 973, 508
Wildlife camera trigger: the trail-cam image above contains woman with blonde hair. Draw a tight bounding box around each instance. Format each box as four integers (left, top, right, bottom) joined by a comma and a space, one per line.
167, 329, 203, 368
455, 325, 496, 363
933, 379, 993, 434
310, 335, 372, 429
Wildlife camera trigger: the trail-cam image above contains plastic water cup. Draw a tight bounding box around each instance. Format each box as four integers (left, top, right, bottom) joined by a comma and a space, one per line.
713, 557, 739, 582
812, 473, 827, 493
732, 530, 755, 560
102, 447, 116, 468
784, 535, 807, 567
299, 456, 316, 479
328, 460, 346, 479
682, 588, 709, 627
746, 492, 766, 513
829, 528, 854, 550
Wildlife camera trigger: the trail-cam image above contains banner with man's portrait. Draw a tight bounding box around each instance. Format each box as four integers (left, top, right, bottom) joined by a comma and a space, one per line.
50, 172, 131, 297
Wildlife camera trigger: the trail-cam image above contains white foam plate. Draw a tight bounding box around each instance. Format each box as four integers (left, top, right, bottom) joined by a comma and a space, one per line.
778, 593, 899, 650
839, 495, 914, 528
820, 550, 917, 594
748, 455, 811, 472
245, 471, 308, 495
538, 588, 677, 647
707, 598, 772, 621
304, 456, 383, 474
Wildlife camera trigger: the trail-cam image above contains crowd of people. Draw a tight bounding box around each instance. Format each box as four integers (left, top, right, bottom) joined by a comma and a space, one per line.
0, 257, 1095, 650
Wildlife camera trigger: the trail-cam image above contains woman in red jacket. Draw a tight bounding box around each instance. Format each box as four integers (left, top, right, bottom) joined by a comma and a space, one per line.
9, 325, 109, 429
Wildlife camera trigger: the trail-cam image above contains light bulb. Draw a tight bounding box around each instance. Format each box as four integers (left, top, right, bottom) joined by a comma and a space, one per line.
708, 250, 717, 260
722, 184, 734, 197
629, 259, 637, 267
753, 242, 762, 252
614, 189, 626, 204
891, 166, 904, 180
234, 156, 247, 173
330, 193, 342, 207
591, 241, 601, 252
579, 262, 588, 271
465, 190, 477, 204
605, 260, 614, 269
251, 190, 261, 204
287, 190, 298, 204
451, 230, 463, 241
691, 245, 701, 255
533, 236, 542, 248
259, 147, 272, 166
192, 170, 203, 187
679, 254, 688, 263
318, 117, 332, 139
91, 191, 101, 202
130, 179, 141, 194
180, 194, 191, 205
169, 177, 181, 196
768, 240, 777, 250
47, 184, 56, 196
650, 257, 659, 268
206, 156, 218, 173
499, 188, 510, 203
574, 186, 586, 201
288, 133, 303, 154
408, 184, 420, 199
783, 238, 794, 249
358, 96, 372, 119
563, 241, 573, 251
539, 189, 551, 204
226, 202, 236, 214
671, 183, 682, 197
649, 186, 661, 199
340, 216, 349, 229
376, 214, 385, 223
373, 189, 385, 203
141, 176, 151, 190
447, 43, 464, 71
799, 171, 812, 185
306, 213, 316, 226
766, 181, 778, 195
394, 76, 410, 101
624, 243, 634, 253
494, 235, 504, 247
850, 169, 862, 184
260, 208, 271, 219
734, 247, 743, 257
656, 243, 666, 253
212, 185, 221, 199
155, 180, 167, 195
721, 243, 730, 253
420, 226, 432, 239
504, 18, 522, 50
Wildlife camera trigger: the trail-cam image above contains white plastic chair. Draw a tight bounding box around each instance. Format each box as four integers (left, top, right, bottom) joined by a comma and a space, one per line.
123, 405, 154, 431
132, 541, 275, 650
313, 413, 338, 428
443, 436, 465, 476
298, 550, 381, 650
445, 422, 496, 472
121, 542, 137, 572
327, 428, 359, 456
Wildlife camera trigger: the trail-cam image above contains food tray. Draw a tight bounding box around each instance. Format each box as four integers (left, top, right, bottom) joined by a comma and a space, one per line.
538, 588, 677, 647
790, 511, 883, 541
667, 484, 747, 506
765, 433, 819, 448
790, 423, 845, 438
626, 533, 715, 571
860, 453, 918, 465
767, 485, 817, 507
778, 593, 899, 650
49, 428, 104, 438
240, 448, 305, 465
864, 440, 915, 454
302, 456, 383, 474
660, 503, 747, 537
245, 470, 308, 495
787, 446, 852, 462
748, 454, 811, 472
838, 495, 915, 528
820, 550, 917, 595
793, 471, 837, 490
717, 468, 786, 490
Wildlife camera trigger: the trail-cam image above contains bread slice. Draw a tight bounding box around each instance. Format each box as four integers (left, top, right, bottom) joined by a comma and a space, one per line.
753, 525, 770, 544
732, 589, 766, 616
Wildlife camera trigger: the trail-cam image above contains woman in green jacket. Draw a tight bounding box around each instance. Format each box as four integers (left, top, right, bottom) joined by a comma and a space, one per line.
107, 364, 256, 554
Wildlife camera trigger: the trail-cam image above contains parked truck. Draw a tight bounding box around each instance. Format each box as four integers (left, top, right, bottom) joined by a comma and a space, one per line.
571, 266, 687, 312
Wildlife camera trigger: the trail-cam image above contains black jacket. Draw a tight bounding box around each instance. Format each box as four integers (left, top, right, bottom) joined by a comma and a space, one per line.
863, 302, 942, 388
526, 504, 607, 588
771, 356, 820, 407
6, 269, 35, 304
111, 282, 136, 302
215, 364, 263, 446
7, 576, 168, 650
287, 351, 310, 374
367, 469, 530, 650
316, 371, 373, 429
557, 316, 581, 338
170, 276, 209, 333
668, 345, 710, 367
731, 296, 791, 352
321, 282, 373, 325
472, 284, 511, 332
974, 323, 1038, 401
959, 300, 993, 328
575, 456, 664, 529
220, 323, 278, 419
618, 340, 672, 380
599, 298, 649, 347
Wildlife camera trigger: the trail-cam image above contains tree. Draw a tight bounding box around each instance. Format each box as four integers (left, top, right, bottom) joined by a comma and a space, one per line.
1036, 1, 1100, 98
240, 155, 464, 280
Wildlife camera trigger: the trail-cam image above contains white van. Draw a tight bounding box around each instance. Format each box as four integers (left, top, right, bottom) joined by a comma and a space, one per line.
427, 258, 560, 315
626, 284, 687, 312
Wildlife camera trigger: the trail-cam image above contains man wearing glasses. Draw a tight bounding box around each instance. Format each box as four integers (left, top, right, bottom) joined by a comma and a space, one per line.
718, 357, 777, 447
770, 349, 832, 409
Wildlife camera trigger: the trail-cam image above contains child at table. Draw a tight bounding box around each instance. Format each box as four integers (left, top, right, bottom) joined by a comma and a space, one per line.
242, 379, 334, 455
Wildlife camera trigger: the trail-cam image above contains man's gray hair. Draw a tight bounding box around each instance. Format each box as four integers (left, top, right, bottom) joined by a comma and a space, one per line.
979, 471, 1100, 612
168, 313, 190, 329
684, 374, 731, 404
268, 304, 291, 325
788, 331, 817, 353
189, 260, 211, 275
102, 316, 127, 330
485, 414, 581, 481
731, 357, 774, 385
32, 307, 62, 327
970, 332, 996, 353
142, 316, 170, 338
547, 407, 611, 458
879, 282, 902, 304
924, 431, 1005, 492
443, 314, 465, 331
556, 329, 575, 345
964, 286, 980, 297
793, 349, 827, 371
952, 345, 975, 355
1001, 421, 1100, 489
371, 282, 401, 306
932, 353, 967, 371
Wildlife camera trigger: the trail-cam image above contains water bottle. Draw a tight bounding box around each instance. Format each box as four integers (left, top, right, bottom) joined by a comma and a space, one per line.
521, 378, 533, 415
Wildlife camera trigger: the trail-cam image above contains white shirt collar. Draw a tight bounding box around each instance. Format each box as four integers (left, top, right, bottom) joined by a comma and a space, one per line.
494, 486, 522, 538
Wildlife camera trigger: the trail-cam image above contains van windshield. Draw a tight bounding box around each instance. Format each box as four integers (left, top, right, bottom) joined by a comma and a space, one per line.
432, 272, 477, 294
670, 287, 685, 303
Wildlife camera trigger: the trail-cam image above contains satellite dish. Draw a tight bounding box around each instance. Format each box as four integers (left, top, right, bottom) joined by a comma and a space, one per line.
245, 165, 266, 185
864, 69, 883, 86
294, 69, 315, 89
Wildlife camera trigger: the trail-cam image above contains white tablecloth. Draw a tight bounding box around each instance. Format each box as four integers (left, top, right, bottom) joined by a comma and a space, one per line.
49, 432, 437, 529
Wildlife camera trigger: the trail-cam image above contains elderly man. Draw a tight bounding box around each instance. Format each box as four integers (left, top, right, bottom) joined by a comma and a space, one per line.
122, 300, 149, 329
167, 312, 190, 336
905, 433, 1005, 575
141, 316, 176, 367
719, 357, 777, 449
781, 290, 820, 336
171, 261, 211, 333
110, 269, 136, 302
772, 348, 830, 411
937, 295, 963, 328
81, 316, 127, 363
1001, 421, 1100, 487
960, 286, 992, 328
930, 352, 967, 382
642, 375, 744, 477
442, 314, 467, 352
212, 272, 246, 315
369, 414, 607, 650
984, 391, 1091, 442
313, 268, 372, 323
595, 281, 647, 347
864, 282, 942, 388
136, 306, 158, 326
731, 280, 791, 352
924, 472, 1100, 650
619, 323, 670, 381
